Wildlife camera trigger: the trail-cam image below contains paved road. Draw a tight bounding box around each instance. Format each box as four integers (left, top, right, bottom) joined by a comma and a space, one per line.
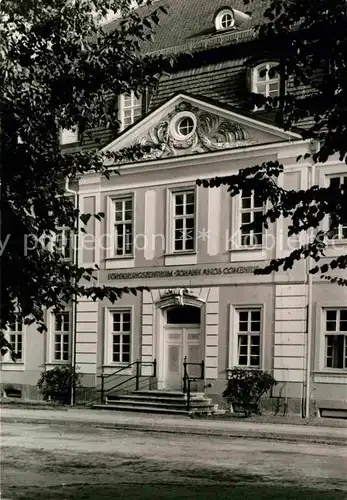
2, 419, 347, 495
2, 407, 347, 444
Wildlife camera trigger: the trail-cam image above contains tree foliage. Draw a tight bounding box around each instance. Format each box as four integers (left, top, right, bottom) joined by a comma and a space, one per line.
198, 0, 347, 284
0, 0, 171, 354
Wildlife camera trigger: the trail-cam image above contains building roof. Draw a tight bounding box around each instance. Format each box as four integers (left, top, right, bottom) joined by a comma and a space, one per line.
104, 0, 268, 55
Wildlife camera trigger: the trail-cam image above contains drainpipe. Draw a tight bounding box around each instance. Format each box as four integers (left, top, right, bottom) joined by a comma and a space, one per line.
65, 176, 79, 406
305, 141, 317, 419
305, 256, 313, 419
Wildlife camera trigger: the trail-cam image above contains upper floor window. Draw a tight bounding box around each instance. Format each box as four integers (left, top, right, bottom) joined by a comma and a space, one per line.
8, 316, 23, 361
60, 127, 78, 145
53, 310, 71, 361
111, 310, 131, 363
324, 309, 347, 369
173, 190, 196, 252
236, 309, 261, 368
328, 175, 347, 240
55, 228, 73, 260
119, 92, 142, 130
113, 196, 133, 257
251, 62, 280, 100
215, 8, 235, 31
240, 190, 264, 247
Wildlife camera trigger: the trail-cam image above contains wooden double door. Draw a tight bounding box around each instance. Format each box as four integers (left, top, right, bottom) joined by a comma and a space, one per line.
164, 325, 202, 390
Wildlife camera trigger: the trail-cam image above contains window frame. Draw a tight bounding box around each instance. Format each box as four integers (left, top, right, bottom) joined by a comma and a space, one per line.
111, 310, 132, 364
251, 62, 281, 107
118, 91, 142, 131
239, 189, 265, 248
112, 194, 134, 258
169, 111, 197, 141
104, 307, 134, 367
323, 308, 347, 371
170, 188, 197, 254
229, 195, 268, 262
52, 310, 72, 362
228, 304, 265, 370
215, 8, 235, 31
327, 175, 347, 241
1, 315, 25, 366
54, 227, 74, 261
60, 127, 78, 145
235, 308, 262, 368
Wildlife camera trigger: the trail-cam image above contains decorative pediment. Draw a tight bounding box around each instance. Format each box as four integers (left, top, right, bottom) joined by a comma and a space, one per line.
102, 93, 302, 159
138, 102, 257, 159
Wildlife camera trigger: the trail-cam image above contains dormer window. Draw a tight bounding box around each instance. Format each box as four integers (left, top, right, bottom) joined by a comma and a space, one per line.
119, 91, 142, 131
215, 9, 235, 31
60, 127, 78, 145
251, 62, 280, 99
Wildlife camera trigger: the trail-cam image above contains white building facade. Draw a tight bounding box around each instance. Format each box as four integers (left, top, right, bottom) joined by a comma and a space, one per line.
1, 1, 347, 416
3, 93, 346, 416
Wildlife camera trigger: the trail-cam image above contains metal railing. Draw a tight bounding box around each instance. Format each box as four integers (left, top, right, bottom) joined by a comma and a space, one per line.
100, 359, 157, 404
182, 356, 205, 412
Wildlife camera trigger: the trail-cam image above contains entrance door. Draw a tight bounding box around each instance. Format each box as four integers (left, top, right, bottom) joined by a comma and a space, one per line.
164, 305, 202, 390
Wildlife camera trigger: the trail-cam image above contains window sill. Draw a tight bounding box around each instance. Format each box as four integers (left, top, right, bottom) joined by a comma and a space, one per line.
164, 252, 197, 266
326, 239, 347, 247
105, 257, 135, 270
1, 361, 25, 371
164, 251, 197, 257
323, 239, 347, 257
227, 366, 261, 377
252, 105, 280, 112
327, 237, 347, 243
313, 370, 347, 384
45, 362, 70, 368
61, 142, 79, 148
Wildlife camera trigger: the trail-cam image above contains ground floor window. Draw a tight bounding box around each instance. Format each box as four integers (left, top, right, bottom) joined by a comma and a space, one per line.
325, 309, 347, 369
236, 309, 261, 367
8, 316, 23, 361
112, 310, 131, 363
53, 311, 70, 361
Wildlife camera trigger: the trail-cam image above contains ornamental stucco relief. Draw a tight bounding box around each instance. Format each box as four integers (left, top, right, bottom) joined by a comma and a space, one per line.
139, 102, 257, 158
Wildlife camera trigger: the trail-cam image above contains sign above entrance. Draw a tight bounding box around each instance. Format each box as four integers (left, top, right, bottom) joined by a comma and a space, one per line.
108, 265, 258, 281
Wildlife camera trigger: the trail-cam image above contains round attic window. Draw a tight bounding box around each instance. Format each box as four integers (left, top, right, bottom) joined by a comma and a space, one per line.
177, 117, 195, 137
215, 9, 235, 31
170, 111, 197, 140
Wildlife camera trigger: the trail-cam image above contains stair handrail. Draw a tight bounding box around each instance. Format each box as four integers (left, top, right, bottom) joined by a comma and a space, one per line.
100, 359, 157, 404
99, 361, 137, 381
182, 357, 205, 412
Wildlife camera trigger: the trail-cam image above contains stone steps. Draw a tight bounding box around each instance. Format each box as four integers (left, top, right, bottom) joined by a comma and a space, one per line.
93, 404, 190, 415
93, 390, 218, 415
